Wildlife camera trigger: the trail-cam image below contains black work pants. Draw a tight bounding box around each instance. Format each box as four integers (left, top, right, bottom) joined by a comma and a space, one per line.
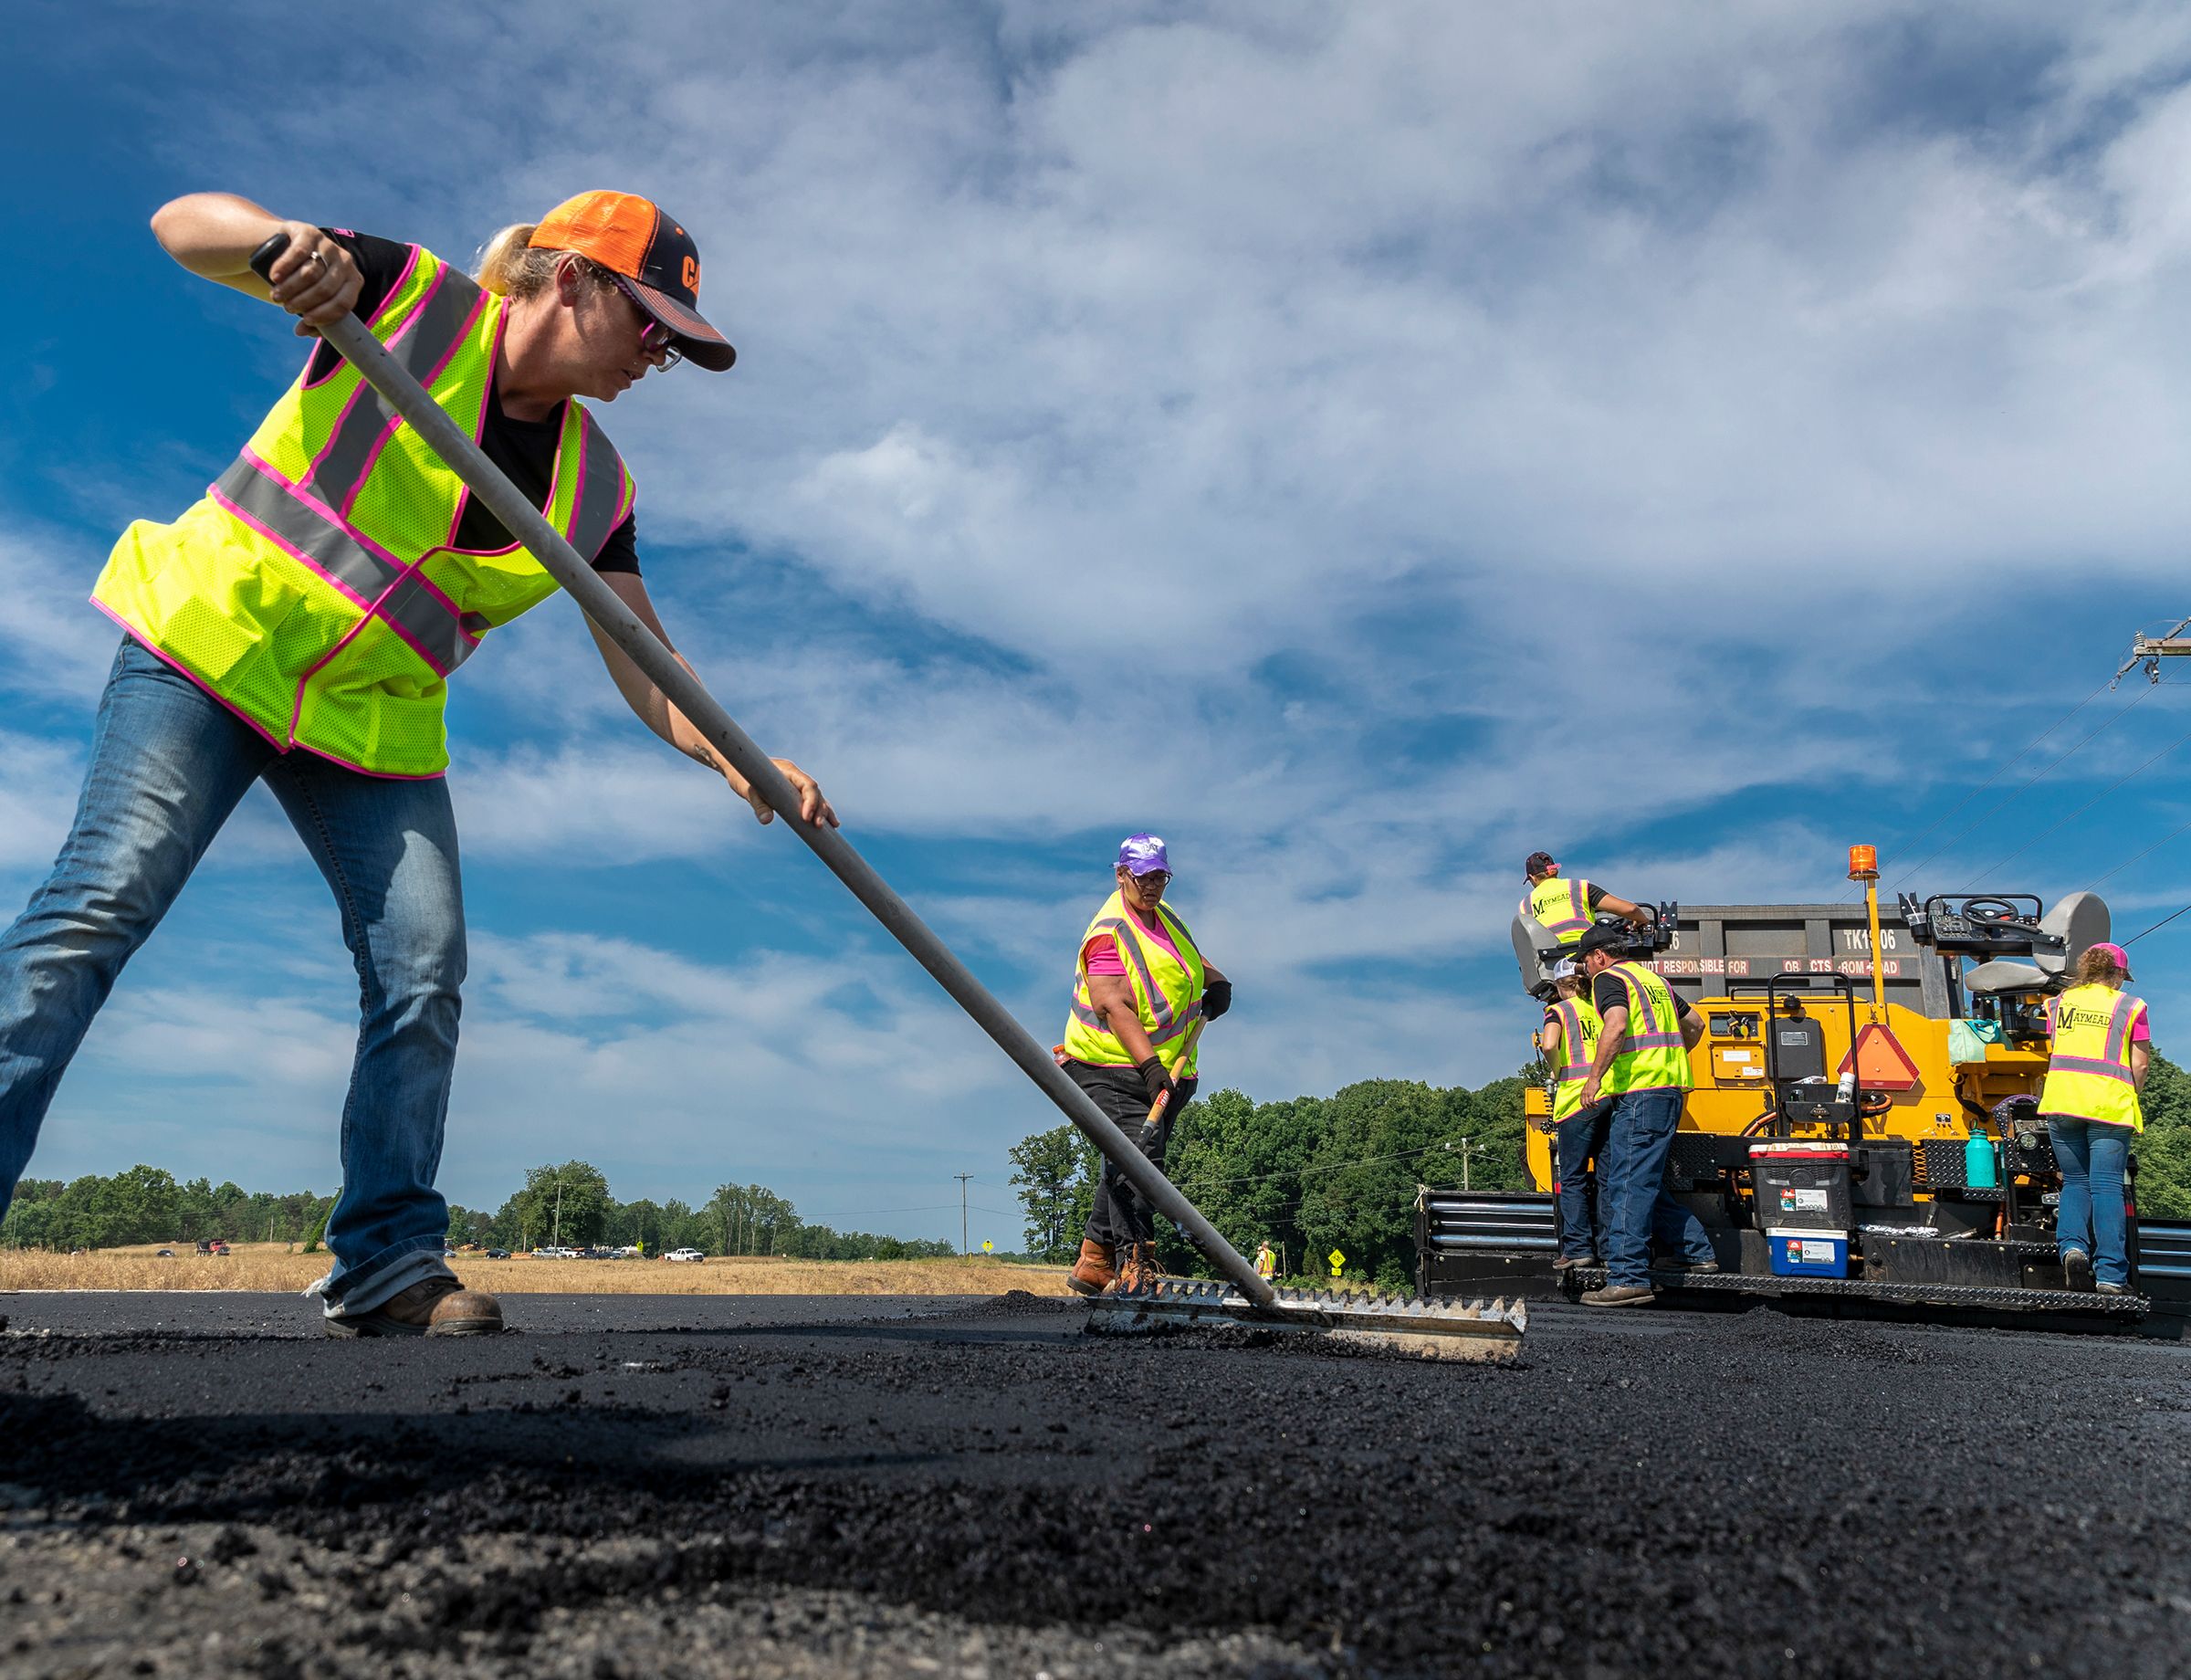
1066, 1059, 1198, 1248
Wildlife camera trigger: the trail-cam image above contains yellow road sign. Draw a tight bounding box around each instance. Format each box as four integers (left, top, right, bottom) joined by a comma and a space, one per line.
980, 1240, 993, 1254
1327, 1248, 1346, 1276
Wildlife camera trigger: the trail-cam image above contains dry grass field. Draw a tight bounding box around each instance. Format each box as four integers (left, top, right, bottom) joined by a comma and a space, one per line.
0, 1243, 1072, 1297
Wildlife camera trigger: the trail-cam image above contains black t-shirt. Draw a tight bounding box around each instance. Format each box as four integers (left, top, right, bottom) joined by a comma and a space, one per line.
305, 230, 638, 575
1592, 969, 1694, 1026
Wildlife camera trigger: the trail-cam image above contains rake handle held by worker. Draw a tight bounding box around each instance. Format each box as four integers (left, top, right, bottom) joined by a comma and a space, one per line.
246, 233, 1275, 1311
1143, 1018, 1206, 1128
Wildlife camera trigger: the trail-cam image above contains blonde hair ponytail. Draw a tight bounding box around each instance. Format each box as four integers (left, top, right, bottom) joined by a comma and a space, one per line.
476, 221, 615, 300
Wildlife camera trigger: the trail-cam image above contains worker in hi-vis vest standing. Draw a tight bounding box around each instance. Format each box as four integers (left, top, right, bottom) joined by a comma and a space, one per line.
1255, 1241, 1277, 1281
1520, 851, 1651, 949
1061, 835, 1231, 1297
1537, 958, 1610, 1271
1571, 923, 1715, 1306
0, 191, 836, 1339
2039, 941, 2152, 1295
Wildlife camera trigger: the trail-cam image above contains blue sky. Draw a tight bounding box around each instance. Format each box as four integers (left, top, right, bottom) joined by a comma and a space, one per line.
6, 2, 2191, 1245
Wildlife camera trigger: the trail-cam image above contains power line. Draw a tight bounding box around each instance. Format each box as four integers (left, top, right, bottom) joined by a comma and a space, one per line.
1877, 677, 2116, 873
1962, 719, 2191, 889
2083, 813, 2191, 892
1885, 684, 2155, 891
2122, 902, 2191, 948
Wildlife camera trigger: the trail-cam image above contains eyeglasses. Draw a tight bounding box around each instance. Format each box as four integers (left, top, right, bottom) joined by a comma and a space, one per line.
1123, 869, 1172, 891
613, 278, 684, 370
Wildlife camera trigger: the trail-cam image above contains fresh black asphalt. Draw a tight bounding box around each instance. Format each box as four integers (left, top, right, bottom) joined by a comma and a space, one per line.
3, 1290, 2186, 1678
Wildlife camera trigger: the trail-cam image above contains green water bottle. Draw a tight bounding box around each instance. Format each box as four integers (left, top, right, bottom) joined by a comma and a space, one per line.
1965, 1124, 1999, 1189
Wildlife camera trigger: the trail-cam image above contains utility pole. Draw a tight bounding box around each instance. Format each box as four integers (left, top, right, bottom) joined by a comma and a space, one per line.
551, 1176, 565, 1249
955, 1174, 972, 1256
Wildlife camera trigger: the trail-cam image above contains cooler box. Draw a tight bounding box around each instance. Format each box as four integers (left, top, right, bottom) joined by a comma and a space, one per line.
1766, 1228, 1850, 1278
1748, 1143, 1853, 1231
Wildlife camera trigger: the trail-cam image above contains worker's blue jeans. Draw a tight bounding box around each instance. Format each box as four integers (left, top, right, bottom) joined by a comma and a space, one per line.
1554, 1101, 1612, 1259
2047, 1115, 2133, 1288
0, 637, 463, 1318
1599, 1087, 1714, 1286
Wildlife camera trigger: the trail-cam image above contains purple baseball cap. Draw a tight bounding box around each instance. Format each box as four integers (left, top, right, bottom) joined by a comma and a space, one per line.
1117, 833, 1170, 877
2089, 940, 2133, 980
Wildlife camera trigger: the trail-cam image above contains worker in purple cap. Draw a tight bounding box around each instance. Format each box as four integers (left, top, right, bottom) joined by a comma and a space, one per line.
1058, 835, 1232, 1296
2039, 940, 2152, 1294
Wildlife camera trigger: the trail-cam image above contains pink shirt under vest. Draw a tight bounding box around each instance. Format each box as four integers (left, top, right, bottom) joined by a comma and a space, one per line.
1084, 904, 1181, 977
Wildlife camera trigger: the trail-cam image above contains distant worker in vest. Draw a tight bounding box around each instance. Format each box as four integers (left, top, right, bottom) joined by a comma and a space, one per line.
2039, 942, 2151, 1296
0, 192, 835, 1338
1255, 1240, 1277, 1281
1520, 852, 1651, 950
1062, 835, 1232, 1297
1571, 924, 1715, 1306
1537, 958, 1610, 1272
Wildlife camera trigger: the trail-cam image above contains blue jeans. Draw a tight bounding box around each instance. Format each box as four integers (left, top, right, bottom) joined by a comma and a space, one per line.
1599, 1087, 1714, 1286
2047, 1115, 2132, 1287
0, 638, 464, 1316
1554, 1101, 1612, 1259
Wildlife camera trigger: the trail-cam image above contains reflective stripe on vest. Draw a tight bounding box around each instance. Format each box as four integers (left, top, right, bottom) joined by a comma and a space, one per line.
90, 245, 635, 779
1523, 877, 1593, 943
2039, 985, 2145, 1131
1548, 997, 1604, 1123
1603, 961, 1693, 1094
1060, 889, 1208, 1076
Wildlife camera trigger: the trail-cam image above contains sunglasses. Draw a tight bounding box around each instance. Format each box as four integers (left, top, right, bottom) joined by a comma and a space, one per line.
612, 277, 685, 370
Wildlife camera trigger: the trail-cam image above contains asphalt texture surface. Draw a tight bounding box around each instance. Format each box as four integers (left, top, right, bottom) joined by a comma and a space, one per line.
3, 1291, 2188, 1679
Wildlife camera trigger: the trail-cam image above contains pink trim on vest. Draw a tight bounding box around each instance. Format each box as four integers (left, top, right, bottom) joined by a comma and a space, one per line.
89, 601, 288, 751
209, 479, 374, 614
302, 243, 424, 393
337, 285, 489, 522
288, 738, 447, 782
302, 257, 450, 485
443, 300, 511, 549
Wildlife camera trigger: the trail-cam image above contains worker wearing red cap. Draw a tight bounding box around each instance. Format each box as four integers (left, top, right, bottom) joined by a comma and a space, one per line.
1060, 835, 1232, 1297
2039, 941, 2152, 1294
0, 191, 833, 1339
1520, 852, 1651, 949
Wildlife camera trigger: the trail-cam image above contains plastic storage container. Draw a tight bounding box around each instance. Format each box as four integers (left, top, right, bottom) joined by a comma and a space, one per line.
1766, 1228, 1850, 1277
1748, 1143, 1854, 1231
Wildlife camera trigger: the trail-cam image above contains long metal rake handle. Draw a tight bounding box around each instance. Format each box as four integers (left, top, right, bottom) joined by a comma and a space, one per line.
248, 235, 1274, 1308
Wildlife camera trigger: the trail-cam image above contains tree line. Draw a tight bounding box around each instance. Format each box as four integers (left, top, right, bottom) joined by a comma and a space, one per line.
1, 1159, 957, 1261
1011, 1071, 1528, 1289
1007, 1051, 2191, 1287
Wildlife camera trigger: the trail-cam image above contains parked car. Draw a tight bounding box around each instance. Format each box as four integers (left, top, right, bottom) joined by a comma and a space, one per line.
156, 1249, 175, 1258
664, 1248, 707, 1264
485, 1249, 510, 1260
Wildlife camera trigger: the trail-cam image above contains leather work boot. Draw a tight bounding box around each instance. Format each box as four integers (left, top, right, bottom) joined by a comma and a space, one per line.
1109, 1241, 1159, 1297
325, 1276, 504, 1338
1066, 1238, 1117, 1297
2062, 1249, 2095, 1293
1654, 1256, 1721, 1275
1580, 1283, 1656, 1308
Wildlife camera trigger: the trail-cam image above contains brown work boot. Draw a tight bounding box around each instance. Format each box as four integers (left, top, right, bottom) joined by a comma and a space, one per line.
325, 1276, 504, 1338
1580, 1283, 1656, 1308
1109, 1241, 1159, 1297
1066, 1238, 1116, 1297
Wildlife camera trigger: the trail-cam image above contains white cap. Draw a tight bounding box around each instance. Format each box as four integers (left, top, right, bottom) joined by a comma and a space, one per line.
1551, 958, 1578, 981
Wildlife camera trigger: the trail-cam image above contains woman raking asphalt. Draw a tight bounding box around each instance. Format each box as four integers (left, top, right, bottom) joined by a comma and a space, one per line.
0, 191, 836, 1336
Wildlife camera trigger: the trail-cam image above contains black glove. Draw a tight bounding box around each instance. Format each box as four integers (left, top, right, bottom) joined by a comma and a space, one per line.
1135, 1056, 1171, 1105
1201, 979, 1232, 1021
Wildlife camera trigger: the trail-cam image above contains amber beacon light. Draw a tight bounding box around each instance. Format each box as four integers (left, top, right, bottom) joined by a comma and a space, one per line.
1847, 845, 1879, 882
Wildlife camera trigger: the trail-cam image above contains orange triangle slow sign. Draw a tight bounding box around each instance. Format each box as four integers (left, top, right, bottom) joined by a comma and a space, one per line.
1837, 1022, 1922, 1091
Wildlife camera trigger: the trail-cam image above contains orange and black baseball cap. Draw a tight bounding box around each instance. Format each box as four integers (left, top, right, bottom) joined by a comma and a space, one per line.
530, 191, 736, 371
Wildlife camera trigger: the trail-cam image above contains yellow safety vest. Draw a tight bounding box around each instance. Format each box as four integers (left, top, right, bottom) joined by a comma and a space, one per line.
1522, 877, 1594, 945
2039, 984, 2146, 1131
1601, 961, 1693, 1094
1061, 889, 1207, 1076
1545, 996, 1605, 1122
1254, 1247, 1275, 1279
92, 245, 634, 778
